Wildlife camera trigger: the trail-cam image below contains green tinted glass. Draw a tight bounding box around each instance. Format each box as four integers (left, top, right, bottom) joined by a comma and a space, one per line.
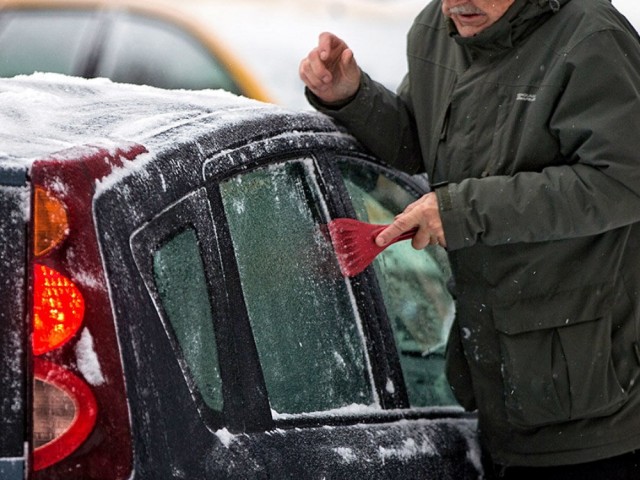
339, 162, 457, 407
153, 228, 223, 411
220, 159, 374, 415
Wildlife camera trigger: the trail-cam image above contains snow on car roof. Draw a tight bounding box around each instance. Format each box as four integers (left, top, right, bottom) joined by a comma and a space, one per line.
0, 73, 311, 165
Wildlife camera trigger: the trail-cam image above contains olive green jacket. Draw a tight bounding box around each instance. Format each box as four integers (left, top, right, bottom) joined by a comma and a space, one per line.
309, 0, 640, 467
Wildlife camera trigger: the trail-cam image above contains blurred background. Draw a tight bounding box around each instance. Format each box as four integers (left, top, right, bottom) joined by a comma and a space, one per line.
0, 0, 638, 111
181, 0, 427, 109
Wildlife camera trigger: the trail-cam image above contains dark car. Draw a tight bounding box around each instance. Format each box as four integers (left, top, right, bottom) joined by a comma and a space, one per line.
0, 0, 271, 101
0, 73, 480, 479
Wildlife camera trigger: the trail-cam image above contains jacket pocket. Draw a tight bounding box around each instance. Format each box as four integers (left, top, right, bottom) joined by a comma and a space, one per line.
494, 284, 628, 428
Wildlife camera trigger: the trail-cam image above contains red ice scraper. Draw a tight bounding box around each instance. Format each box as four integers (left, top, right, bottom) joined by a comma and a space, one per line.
328, 218, 418, 277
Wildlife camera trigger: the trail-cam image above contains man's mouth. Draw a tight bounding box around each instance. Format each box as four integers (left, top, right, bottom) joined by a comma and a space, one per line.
448, 6, 484, 15
447, 6, 485, 20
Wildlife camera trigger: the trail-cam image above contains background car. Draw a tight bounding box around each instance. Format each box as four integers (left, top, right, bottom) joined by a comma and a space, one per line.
0, 73, 479, 479
0, 0, 271, 101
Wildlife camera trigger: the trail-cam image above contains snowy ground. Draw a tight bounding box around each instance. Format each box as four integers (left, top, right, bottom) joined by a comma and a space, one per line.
177, 0, 640, 110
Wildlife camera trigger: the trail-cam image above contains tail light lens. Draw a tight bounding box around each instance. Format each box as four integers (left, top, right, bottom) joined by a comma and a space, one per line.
32, 186, 93, 471
33, 187, 69, 257
33, 359, 98, 471
33, 379, 74, 448
33, 264, 85, 356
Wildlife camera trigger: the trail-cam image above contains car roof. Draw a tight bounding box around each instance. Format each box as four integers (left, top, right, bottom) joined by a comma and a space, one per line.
0, 73, 359, 193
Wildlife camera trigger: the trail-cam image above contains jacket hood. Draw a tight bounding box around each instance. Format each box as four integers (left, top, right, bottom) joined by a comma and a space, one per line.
451, 0, 572, 53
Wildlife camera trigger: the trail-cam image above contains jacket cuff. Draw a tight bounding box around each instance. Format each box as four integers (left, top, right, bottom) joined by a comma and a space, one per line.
436, 184, 474, 251
304, 87, 358, 111
304, 71, 371, 116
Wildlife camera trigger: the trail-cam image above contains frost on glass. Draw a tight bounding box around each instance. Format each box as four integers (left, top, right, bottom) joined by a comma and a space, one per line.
339, 163, 457, 407
153, 228, 223, 412
220, 160, 373, 415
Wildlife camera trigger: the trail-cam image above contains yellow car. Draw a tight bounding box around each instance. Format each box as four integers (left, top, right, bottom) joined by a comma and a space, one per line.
0, 0, 271, 101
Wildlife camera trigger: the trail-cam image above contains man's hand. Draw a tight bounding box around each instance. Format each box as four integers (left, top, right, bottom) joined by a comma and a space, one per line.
299, 32, 361, 104
376, 192, 447, 249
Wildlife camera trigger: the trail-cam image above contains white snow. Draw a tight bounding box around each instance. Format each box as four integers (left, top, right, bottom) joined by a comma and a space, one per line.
6, 329, 23, 414
75, 328, 106, 386
215, 427, 237, 447
0, 72, 281, 165
333, 446, 358, 463
385, 378, 396, 395
378, 437, 437, 462
93, 150, 155, 197
65, 267, 104, 292
271, 402, 381, 420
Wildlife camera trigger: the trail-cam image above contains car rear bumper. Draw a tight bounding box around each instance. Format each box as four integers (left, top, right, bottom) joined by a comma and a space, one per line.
0, 457, 25, 480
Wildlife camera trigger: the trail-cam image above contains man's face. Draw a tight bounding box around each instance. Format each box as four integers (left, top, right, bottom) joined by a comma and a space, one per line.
442, 0, 516, 37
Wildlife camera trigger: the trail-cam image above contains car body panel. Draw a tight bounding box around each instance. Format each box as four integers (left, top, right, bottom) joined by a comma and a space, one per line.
0, 174, 29, 480
0, 74, 480, 479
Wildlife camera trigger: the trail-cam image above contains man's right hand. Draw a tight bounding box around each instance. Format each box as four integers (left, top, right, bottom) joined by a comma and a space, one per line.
299, 32, 361, 105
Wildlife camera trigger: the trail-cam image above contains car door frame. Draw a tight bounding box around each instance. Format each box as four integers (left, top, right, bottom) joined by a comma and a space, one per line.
202, 143, 469, 421
98, 128, 478, 477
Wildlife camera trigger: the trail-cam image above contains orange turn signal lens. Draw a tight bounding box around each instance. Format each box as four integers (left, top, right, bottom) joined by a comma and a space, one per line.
33, 264, 85, 355
34, 187, 69, 257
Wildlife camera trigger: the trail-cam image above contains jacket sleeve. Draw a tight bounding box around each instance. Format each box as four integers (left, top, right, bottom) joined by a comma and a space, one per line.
439, 29, 640, 251
306, 72, 425, 174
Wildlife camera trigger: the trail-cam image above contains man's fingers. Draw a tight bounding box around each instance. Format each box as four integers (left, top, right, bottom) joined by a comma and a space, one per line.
300, 32, 360, 104
309, 49, 333, 83
317, 32, 345, 67
375, 193, 446, 250
299, 51, 332, 92
411, 227, 432, 250
375, 226, 398, 247
318, 32, 342, 60
340, 49, 357, 77
375, 220, 413, 247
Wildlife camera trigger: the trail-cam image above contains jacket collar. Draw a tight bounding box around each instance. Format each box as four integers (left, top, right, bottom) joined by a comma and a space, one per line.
449, 0, 572, 54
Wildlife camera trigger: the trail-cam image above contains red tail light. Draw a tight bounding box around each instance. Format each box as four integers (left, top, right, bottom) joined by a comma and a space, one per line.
32, 359, 98, 471
32, 264, 85, 355
30, 148, 138, 479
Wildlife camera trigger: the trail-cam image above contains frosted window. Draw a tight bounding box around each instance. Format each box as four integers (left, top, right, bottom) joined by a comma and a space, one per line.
153, 228, 223, 412
96, 13, 241, 92
339, 163, 458, 407
220, 160, 373, 414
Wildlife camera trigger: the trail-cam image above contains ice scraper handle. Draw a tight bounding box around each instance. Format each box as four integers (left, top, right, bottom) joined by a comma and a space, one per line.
371, 225, 419, 245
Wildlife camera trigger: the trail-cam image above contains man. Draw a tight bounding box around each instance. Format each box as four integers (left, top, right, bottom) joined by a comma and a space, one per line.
300, 0, 640, 478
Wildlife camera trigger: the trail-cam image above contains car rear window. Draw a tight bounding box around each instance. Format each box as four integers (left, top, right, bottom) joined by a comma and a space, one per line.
220, 159, 374, 415
153, 227, 224, 412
